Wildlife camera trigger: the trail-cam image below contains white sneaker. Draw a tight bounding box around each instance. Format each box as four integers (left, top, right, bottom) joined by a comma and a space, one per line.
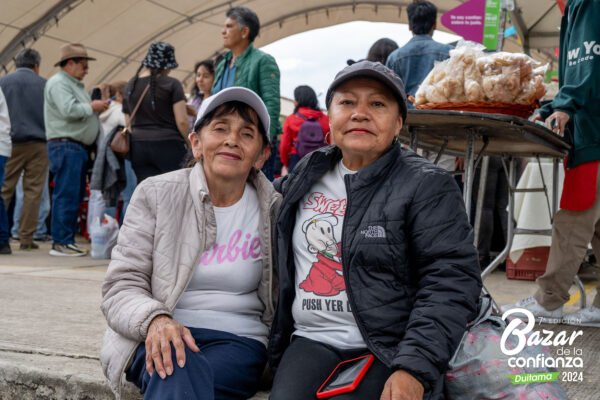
49, 243, 88, 257
502, 296, 563, 324
562, 306, 600, 327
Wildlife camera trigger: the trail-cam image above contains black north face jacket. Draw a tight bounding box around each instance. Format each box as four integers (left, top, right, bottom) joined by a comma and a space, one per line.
268, 144, 482, 399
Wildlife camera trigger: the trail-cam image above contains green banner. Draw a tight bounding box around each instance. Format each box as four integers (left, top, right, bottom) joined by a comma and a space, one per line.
509, 372, 560, 385
483, 0, 502, 50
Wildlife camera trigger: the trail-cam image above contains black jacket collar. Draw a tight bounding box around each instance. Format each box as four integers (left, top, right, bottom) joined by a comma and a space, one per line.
287, 143, 401, 199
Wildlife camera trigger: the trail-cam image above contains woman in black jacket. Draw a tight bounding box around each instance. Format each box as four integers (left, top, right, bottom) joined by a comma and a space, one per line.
268, 61, 482, 400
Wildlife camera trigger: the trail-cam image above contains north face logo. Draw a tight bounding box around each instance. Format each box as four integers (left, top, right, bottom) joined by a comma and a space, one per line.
360, 226, 386, 239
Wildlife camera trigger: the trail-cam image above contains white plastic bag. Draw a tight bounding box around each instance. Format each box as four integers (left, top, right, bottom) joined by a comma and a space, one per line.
89, 214, 119, 259
87, 190, 105, 234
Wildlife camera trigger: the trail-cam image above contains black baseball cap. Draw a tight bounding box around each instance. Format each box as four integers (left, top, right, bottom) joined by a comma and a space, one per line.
325, 60, 408, 121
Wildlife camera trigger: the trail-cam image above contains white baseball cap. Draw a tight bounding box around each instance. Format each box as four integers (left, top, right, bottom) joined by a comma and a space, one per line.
193, 87, 270, 143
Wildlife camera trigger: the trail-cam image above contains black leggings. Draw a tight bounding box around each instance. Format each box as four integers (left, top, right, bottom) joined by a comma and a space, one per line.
130, 139, 188, 183
270, 336, 393, 400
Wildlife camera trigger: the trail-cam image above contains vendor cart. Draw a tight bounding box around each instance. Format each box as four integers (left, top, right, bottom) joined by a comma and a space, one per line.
399, 109, 587, 308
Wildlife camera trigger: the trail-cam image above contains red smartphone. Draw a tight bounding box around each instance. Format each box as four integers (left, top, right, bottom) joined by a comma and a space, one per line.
316, 354, 375, 399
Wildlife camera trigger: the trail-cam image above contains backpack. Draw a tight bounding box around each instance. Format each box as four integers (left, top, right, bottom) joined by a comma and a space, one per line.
294, 113, 326, 158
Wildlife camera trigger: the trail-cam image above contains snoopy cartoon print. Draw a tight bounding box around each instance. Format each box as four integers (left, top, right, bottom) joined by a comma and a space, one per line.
299, 212, 345, 296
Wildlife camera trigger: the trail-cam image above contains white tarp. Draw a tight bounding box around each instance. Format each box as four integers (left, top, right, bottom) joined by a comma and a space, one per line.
0, 0, 561, 89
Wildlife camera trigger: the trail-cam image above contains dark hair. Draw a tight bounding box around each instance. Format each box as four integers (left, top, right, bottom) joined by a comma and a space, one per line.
59, 57, 85, 68
194, 101, 267, 147
366, 38, 399, 65
293, 85, 319, 113
127, 65, 165, 110
407, 0, 438, 35
190, 59, 215, 98
226, 6, 260, 43
109, 80, 127, 98
15, 48, 41, 69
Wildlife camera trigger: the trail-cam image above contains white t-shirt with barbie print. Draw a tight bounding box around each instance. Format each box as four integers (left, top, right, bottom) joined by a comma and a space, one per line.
173, 183, 268, 345
291, 160, 366, 349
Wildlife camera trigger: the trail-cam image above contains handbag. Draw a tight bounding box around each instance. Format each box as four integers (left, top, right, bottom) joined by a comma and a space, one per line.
110, 84, 149, 157
445, 296, 568, 399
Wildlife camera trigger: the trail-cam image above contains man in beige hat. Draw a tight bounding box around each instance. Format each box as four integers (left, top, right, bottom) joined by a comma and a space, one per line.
44, 43, 108, 256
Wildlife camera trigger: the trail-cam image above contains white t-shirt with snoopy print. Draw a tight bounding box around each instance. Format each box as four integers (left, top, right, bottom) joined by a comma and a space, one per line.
291, 160, 366, 349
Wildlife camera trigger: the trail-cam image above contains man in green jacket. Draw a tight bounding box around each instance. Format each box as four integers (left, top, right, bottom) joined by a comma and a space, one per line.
213, 6, 281, 179
507, 0, 600, 327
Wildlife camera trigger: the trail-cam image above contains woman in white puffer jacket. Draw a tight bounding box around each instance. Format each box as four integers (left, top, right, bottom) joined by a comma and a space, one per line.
100, 87, 280, 400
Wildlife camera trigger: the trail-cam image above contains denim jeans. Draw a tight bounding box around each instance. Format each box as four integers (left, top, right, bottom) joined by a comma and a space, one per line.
0, 155, 8, 244
11, 172, 50, 238
121, 159, 137, 222
48, 141, 88, 245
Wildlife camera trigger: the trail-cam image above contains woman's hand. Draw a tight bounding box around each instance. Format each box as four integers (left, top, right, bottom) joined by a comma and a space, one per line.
380, 370, 424, 400
145, 315, 200, 379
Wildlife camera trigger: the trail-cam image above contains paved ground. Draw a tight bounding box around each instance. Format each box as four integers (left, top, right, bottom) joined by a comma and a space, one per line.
0, 239, 597, 399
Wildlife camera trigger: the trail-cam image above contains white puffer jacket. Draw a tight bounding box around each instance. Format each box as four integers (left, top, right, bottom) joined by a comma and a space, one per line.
100, 163, 281, 398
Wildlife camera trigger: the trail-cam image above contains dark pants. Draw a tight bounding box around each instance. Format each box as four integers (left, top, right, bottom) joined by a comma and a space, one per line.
130, 139, 187, 183
47, 141, 88, 245
261, 140, 280, 181
126, 327, 267, 400
270, 336, 393, 400
288, 154, 300, 174
471, 156, 509, 262
0, 155, 8, 244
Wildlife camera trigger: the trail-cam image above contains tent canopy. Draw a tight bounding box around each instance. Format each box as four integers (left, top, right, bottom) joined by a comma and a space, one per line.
0, 0, 561, 89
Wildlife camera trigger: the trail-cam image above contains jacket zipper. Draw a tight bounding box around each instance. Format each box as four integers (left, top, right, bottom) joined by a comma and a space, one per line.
341, 175, 392, 368
172, 204, 210, 310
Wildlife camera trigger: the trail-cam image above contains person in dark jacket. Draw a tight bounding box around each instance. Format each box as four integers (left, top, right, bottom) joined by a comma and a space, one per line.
0, 48, 48, 251
268, 60, 482, 400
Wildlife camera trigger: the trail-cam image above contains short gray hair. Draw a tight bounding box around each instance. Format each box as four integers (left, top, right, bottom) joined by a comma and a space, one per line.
15, 48, 41, 69
226, 6, 260, 43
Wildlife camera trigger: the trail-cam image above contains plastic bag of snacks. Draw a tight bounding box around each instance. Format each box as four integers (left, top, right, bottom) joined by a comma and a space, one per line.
415, 41, 547, 107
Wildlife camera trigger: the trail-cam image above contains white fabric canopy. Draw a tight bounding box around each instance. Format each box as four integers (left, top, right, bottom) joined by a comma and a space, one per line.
1, 0, 561, 89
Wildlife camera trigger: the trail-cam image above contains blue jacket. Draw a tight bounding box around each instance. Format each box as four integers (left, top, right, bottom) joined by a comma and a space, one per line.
386, 35, 452, 103
0, 68, 46, 143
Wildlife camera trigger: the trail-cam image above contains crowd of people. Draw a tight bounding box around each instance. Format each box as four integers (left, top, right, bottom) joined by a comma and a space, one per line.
0, 0, 599, 399
0, 5, 282, 257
